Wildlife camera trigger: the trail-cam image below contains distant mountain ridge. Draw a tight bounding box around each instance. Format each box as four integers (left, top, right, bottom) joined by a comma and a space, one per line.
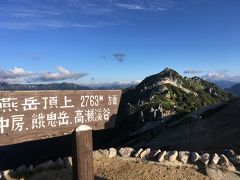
0, 81, 140, 91
117, 68, 232, 129
207, 80, 239, 89
0, 82, 91, 91
227, 84, 240, 96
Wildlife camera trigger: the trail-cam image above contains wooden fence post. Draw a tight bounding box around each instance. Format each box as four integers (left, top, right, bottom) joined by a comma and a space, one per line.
72, 125, 94, 180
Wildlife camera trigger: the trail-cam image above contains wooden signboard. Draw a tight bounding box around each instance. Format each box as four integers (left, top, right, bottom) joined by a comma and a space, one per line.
0, 90, 121, 146
0, 90, 122, 180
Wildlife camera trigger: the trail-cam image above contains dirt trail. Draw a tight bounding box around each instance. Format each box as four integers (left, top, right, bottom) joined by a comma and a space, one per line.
18, 158, 211, 180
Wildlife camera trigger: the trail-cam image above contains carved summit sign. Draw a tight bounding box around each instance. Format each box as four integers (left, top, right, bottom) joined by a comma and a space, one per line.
0, 90, 122, 146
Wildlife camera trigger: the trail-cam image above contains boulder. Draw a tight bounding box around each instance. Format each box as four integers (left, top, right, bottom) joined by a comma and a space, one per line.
55, 158, 64, 167
28, 164, 34, 172
16, 165, 28, 174
134, 148, 143, 158
150, 107, 155, 113
139, 148, 151, 159
152, 149, 161, 158
219, 154, 236, 172
178, 151, 190, 164
109, 148, 117, 158
211, 153, 220, 165
230, 155, 240, 164
201, 153, 210, 166
118, 147, 135, 157
219, 154, 230, 165
165, 151, 178, 162
93, 149, 109, 159
224, 149, 235, 158
191, 152, 201, 163
1, 170, 10, 179
63, 157, 72, 168
158, 151, 167, 162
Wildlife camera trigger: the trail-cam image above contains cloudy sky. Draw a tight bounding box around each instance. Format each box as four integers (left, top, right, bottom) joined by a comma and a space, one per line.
0, 0, 240, 83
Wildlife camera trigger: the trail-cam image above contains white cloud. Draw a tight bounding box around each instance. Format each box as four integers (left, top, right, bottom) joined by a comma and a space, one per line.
0, 67, 32, 83
115, 3, 145, 10
0, 20, 117, 30
202, 71, 240, 82
11, 67, 28, 75
0, 1, 117, 30
184, 69, 203, 74
30, 66, 88, 82
0, 0, 209, 30
114, 1, 174, 11
0, 66, 88, 83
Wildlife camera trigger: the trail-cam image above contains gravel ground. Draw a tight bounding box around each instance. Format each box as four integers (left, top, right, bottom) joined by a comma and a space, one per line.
13, 158, 212, 180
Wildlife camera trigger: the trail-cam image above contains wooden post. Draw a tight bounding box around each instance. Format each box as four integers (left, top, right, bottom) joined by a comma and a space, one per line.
72, 125, 94, 180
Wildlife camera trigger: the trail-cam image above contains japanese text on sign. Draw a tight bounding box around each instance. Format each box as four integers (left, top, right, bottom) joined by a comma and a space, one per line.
0, 94, 119, 134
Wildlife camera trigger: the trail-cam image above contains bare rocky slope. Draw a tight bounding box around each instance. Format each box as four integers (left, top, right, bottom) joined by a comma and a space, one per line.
128, 97, 240, 152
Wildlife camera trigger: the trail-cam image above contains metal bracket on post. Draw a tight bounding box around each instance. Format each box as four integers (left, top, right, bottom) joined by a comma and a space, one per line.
72, 125, 94, 180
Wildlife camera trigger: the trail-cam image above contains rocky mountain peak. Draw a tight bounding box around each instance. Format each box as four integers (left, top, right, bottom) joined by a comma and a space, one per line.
119, 68, 232, 130
136, 68, 181, 90
161, 67, 178, 76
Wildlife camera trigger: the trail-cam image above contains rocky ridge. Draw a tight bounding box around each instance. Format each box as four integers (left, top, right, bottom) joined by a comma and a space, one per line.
117, 68, 232, 132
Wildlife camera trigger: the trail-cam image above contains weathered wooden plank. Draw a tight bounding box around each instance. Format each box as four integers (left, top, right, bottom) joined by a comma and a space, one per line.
72, 126, 93, 180
0, 90, 121, 146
